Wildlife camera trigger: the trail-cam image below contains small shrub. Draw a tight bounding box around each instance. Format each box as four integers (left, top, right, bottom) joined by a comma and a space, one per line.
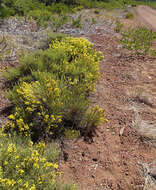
14, 0, 42, 16
27, 7, 69, 29
50, 14, 69, 31
72, 15, 82, 28
91, 18, 97, 24
72, 5, 83, 13
120, 27, 156, 55
125, 12, 134, 19
65, 129, 80, 139
150, 49, 156, 56
27, 9, 51, 28
80, 105, 108, 135
48, 3, 70, 14
114, 19, 123, 33
94, 9, 100, 14
0, 35, 17, 63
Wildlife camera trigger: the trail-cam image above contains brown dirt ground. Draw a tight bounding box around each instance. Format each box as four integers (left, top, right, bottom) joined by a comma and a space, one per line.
59, 16, 156, 190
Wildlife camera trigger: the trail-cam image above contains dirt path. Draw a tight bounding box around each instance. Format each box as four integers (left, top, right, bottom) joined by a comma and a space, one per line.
136, 5, 156, 31
60, 10, 156, 189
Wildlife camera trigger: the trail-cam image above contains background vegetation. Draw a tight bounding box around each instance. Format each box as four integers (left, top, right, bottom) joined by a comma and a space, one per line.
1, 0, 155, 19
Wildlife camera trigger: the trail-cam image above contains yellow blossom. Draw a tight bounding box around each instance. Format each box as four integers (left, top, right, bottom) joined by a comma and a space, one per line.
30, 184, 36, 190
8, 114, 15, 120
19, 169, 24, 175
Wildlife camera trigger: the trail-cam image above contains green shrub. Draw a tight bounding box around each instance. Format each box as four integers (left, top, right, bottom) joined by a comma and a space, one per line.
91, 18, 97, 24
0, 130, 76, 190
50, 14, 69, 31
71, 5, 83, 13
149, 1, 156, 9
1, 0, 153, 19
14, 0, 42, 16
125, 12, 134, 19
72, 15, 82, 28
4, 37, 106, 140
79, 105, 107, 135
47, 3, 71, 14
94, 9, 100, 14
27, 8, 69, 29
120, 27, 156, 55
114, 19, 123, 33
28, 9, 51, 27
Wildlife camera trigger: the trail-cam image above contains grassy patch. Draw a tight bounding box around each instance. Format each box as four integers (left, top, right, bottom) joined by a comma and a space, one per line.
120, 27, 156, 55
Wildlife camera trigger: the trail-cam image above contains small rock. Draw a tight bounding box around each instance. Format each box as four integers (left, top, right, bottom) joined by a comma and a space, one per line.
150, 168, 156, 180
63, 151, 68, 162
119, 127, 125, 136
125, 172, 128, 176
82, 152, 85, 157
114, 53, 122, 58
92, 158, 98, 162
93, 163, 98, 170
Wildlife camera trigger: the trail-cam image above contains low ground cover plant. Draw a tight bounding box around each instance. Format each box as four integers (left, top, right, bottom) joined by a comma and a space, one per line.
120, 27, 156, 55
4, 36, 106, 140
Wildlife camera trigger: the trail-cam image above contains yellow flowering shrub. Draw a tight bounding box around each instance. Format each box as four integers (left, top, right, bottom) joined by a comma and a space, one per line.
50, 37, 102, 92
0, 131, 63, 190
4, 37, 102, 93
5, 74, 65, 139
4, 37, 106, 139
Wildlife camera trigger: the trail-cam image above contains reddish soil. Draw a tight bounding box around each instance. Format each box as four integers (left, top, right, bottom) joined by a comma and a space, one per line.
59, 31, 156, 190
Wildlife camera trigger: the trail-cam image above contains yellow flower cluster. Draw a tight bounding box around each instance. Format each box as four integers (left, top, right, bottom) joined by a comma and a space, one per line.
51, 37, 103, 62
50, 37, 103, 92
5, 116, 30, 135
5, 74, 64, 136
5, 36, 104, 141
0, 131, 60, 190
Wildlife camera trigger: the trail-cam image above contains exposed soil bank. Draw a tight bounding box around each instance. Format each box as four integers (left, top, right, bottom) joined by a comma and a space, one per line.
136, 5, 156, 31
